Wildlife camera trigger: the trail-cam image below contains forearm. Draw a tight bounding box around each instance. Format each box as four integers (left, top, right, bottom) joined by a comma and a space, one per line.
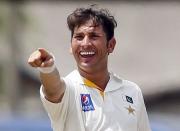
28, 48, 65, 103
40, 68, 65, 103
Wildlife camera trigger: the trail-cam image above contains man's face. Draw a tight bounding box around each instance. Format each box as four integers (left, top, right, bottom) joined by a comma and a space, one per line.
70, 21, 115, 73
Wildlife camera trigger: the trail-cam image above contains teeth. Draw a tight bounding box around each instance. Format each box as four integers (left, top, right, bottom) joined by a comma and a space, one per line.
80, 51, 95, 55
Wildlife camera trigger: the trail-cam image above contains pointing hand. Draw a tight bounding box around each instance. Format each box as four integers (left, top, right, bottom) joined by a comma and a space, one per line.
28, 48, 54, 68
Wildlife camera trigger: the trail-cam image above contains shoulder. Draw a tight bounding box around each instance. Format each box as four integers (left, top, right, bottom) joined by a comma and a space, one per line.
64, 70, 80, 82
123, 79, 141, 92
110, 72, 141, 93
111, 73, 145, 106
65, 70, 79, 79
63, 70, 83, 87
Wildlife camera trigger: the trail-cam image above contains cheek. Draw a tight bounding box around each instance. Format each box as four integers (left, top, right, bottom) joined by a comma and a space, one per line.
71, 41, 76, 50
96, 42, 108, 51
71, 44, 78, 56
71, 40, 79, 48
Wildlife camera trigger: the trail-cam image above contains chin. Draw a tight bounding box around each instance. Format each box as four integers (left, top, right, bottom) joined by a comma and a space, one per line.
79, 63, 94, 70
80, 63, 93, 68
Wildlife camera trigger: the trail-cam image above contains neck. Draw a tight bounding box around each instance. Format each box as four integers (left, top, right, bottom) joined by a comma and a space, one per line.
78, 68, 110, 91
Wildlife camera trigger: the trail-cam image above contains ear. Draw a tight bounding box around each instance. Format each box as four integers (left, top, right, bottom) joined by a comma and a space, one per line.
107, 37, 116, 53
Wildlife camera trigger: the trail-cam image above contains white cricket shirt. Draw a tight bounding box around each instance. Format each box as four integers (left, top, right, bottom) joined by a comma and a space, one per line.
40, 70, 151, 131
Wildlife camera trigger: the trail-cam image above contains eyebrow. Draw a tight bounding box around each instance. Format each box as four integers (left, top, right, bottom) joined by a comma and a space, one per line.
74, 30, 102, 35
89, 32, 102, 36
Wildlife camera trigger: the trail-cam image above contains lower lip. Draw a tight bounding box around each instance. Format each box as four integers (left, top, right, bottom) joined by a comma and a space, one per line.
80, 55, 95, 62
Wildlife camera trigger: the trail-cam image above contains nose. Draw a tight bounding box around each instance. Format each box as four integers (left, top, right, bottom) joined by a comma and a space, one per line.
81, 36, 91, 46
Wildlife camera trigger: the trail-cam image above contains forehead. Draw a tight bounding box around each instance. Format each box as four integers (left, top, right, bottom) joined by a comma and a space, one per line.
74, 21, 104, 34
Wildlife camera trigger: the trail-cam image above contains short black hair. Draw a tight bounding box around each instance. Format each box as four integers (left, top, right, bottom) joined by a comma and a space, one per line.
67, 5, 117, 41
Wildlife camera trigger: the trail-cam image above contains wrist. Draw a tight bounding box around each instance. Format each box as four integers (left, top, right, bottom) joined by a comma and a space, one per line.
37, 64, 56, 74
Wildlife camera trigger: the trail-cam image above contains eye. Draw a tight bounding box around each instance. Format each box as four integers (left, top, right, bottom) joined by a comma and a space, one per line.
74, 35, 84, 41
90, 34, 99, 40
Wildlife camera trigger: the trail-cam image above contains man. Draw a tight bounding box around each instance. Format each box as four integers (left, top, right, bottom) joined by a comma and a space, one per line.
28, 6, 151, 131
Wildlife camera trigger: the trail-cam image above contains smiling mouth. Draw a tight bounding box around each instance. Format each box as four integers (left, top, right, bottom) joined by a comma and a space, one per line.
80, 51, 95, 58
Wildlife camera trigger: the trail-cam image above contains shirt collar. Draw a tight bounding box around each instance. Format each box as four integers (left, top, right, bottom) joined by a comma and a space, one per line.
67, 70, 123, 92
104, 72, 123, 92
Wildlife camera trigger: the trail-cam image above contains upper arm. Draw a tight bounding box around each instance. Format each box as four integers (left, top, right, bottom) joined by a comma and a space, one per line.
137, 89, 151, 131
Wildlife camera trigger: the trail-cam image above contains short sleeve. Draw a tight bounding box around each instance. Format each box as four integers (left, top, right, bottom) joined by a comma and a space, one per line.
40, 78, 75, 131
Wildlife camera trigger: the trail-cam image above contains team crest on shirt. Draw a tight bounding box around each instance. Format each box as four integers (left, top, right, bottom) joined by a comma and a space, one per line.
80, 94, 95, 112
122, 94, 134, 104
126, 95, 133, 104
